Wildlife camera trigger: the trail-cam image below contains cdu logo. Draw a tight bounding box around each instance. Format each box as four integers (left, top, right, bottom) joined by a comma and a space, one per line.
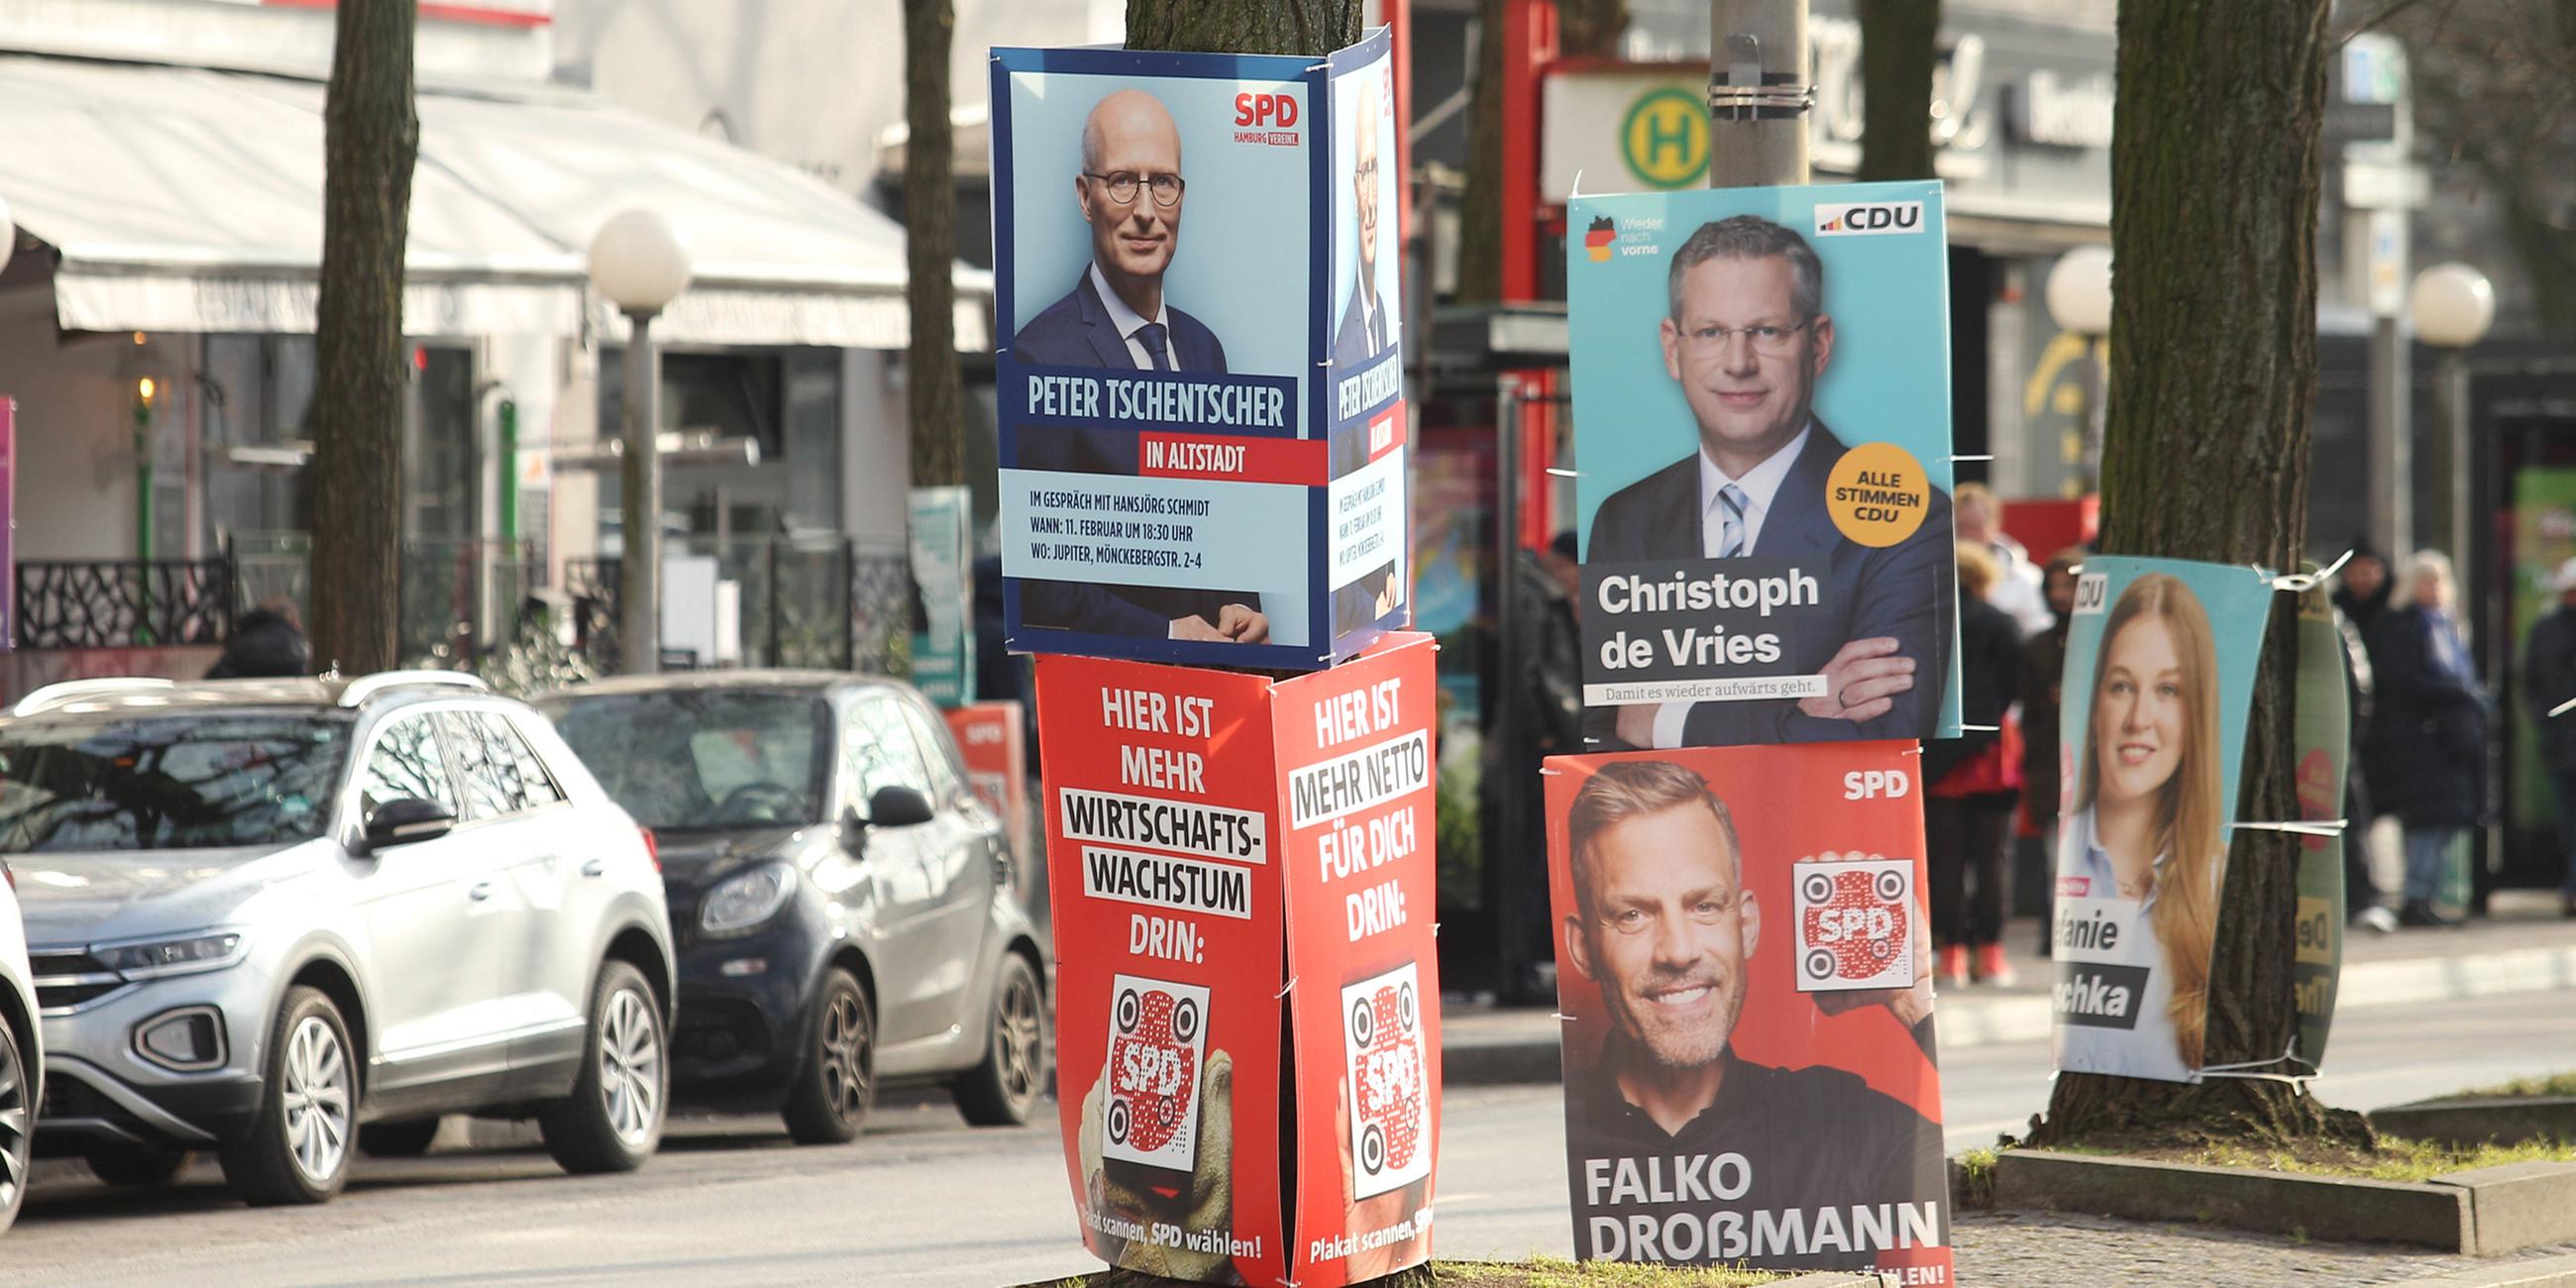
1814, 200, 1927, 237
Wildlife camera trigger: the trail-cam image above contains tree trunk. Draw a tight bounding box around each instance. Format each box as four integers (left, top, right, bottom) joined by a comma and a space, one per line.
906, 0, 965, 489
1556, 0, 1627, 59
1451, 0, 1507, 304
307, 0, 419, 676
2026, 0, 2369, 1151
1125, 0, 1356, 54
1855, 0, 1938, 182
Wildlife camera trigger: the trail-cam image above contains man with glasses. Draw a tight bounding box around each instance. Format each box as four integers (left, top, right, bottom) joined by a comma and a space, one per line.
1014, 88, 1229, 375
1585, 216, 1952, 747
1332, 75, 1391, 372
1012, 87, 1265, 645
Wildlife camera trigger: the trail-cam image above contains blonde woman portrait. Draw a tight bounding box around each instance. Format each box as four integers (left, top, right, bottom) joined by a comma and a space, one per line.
2055, 573, 2226, 1081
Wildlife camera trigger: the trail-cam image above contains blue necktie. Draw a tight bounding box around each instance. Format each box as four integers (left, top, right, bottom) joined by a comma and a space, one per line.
1134, 322, 1171, 372
1715, 483, 1749, 558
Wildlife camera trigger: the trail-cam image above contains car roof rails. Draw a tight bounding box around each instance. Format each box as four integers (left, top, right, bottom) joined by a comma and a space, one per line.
336, 671, 491, 708
9, 678, 179, 717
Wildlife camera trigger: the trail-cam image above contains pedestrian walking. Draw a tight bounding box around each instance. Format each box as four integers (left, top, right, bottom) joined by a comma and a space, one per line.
2017, 548, 2084, 957
2334, 544, 2395, 630
204, 597, 311, 679
2362, 551, 2488, 928
1955, 483, 2052, 638
2521, 557, 2576, 918
1925, 545, 2024, 986
2335, 596, 2398, 932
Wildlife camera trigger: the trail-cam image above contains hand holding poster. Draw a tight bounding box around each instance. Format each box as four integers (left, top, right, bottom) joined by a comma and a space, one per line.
1567, 183, 1960, 749
1546, 744, 1951, 1279
2050, 557, 2273, 1083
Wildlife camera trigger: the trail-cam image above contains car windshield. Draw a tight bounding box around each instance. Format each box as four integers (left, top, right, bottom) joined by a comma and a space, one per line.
540, 690, 831, 830
0, 712, 353, 853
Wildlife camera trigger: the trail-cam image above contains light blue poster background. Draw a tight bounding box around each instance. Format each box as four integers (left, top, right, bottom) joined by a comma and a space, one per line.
2055, 556, 2274, 847
1328, 55, 1399, 349
1004, 68, 1312, 403
1566, 180, 1955, 541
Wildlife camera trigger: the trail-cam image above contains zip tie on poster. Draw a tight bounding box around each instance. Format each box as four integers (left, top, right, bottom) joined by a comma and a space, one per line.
2228, 818, 2348, 838
1276, 978, 1298, 1000
1951, 454, 1994, 463
1546, 467, 1580, 479
1567, 168, 1586, 202
2550, 695, 2576, 719
1959, 724, 2001, 732
1541, 764, 1567, 775
1553, 1013, 1579, 1024
2198, 1039, 2316, 1085
2270, 548, 2356, 593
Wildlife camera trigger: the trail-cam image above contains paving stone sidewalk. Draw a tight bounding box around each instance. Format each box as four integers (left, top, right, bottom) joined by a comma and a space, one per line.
1956, 1211, 2576, 1287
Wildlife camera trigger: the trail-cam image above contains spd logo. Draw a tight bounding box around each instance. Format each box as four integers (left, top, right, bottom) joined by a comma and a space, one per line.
1814, 200, 1927, 237
1234, 91, 1301, 128
1792, 857, 1917, 993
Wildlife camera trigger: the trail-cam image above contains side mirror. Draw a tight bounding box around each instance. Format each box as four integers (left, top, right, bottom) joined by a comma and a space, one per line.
866, 785, 936, 829
363, 798, 457, 851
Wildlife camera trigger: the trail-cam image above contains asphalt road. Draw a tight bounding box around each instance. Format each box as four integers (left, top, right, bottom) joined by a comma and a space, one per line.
4, 991, 2571, 1286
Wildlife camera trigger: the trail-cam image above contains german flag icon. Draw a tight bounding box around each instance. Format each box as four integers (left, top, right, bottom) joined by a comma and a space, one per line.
1583, 215, 1616, 263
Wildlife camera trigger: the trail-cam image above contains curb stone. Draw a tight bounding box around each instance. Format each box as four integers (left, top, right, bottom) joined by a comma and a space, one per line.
2386, 1252, 2576, 1287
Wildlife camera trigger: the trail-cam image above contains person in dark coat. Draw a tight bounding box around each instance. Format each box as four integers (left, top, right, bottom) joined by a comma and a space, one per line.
2521, 557, 2576, 918
2333, 544, 2394, 631
1924, 546, 2024, 986
2362, 552, 2488, 927
205, 598, 311, 680
2017, 547, 2084, 956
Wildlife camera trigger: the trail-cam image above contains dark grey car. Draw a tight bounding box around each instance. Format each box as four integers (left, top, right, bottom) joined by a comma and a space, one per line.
537, 672, 1048, 1144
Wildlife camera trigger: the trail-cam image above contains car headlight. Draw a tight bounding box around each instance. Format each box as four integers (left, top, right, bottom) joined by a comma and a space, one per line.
701, 864, 796, 935
93, 930, 248, 980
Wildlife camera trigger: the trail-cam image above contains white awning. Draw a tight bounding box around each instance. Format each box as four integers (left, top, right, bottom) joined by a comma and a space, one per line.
0, 54, 988, 349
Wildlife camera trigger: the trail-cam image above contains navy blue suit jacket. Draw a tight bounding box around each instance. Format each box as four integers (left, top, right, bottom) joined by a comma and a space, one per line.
1584, 422, 1955, 745
1334, 284, 1389, 371
1009, 271, 1254, 639
1013, 270, 1229, 374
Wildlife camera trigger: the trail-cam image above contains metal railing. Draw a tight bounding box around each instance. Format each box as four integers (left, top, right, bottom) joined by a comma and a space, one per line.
14, 559, 235, 650
565, 536, 912, 674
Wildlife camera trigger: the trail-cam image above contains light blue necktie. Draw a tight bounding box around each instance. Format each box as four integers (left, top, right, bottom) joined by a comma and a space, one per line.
1715, 483, 1749, 558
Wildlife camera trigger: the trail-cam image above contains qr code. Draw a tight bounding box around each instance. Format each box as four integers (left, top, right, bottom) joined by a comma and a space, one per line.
1341, 962, 1431, 1199
1793, 859, 1917, 993
1103, 974, 1208, 1170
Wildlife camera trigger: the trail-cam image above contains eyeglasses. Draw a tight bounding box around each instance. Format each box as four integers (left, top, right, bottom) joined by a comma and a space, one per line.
1676, 317, 1816, 357
1084, 171, 1186, 208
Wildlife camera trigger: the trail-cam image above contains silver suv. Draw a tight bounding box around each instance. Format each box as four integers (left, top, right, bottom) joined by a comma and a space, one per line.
0, 673, 675, 1206
0, 856, 37, 1234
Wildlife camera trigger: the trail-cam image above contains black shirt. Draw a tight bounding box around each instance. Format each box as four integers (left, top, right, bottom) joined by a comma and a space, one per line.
1564, 1040, 1949, 1271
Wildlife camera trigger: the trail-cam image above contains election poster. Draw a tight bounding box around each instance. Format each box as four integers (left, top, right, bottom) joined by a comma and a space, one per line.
909, 485, 975, 706
1544, 742, 1950, 1279
993, 31, 1407, 673
944, 700, 1032, 893
1566, 181, 1959, 750
1275, 634, 1440, 1284
2291, 582, 2349, 1069
2050, 556, 2274, 1084
1037, 632, 1442, 1287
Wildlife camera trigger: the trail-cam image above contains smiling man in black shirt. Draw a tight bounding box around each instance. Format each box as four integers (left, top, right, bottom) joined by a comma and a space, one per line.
1558, 759, 1949, 1272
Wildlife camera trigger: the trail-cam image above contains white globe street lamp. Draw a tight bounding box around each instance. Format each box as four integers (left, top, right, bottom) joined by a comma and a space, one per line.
2045, 246, 2114, 491
2410, 263, 2495, 569
588, 210, 693, 675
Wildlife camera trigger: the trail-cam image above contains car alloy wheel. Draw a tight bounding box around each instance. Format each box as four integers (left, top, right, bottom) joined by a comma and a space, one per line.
993, 969, 1042, 1108
281, 1014, 354, 1185
955, 954, 1046, 1127
818, 988, 873, 1127
0, 1021, 30, 1232
598, 986, 662, 1148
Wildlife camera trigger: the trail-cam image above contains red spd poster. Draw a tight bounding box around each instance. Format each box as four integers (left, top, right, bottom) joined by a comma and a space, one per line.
944, 701, 1031, 879
1544, 743, 1952, 1282
1039, 653, 1286, 1284
1275, 634, 1440, 1285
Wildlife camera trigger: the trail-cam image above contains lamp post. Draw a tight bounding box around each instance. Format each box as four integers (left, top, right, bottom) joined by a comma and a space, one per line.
2408, 263, 2495, 567
587, 211, 692, 675
2045, 246, 2113, 494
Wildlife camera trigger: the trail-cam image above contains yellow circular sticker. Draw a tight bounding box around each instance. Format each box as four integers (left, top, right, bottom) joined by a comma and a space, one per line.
1825, 443, 1932, 548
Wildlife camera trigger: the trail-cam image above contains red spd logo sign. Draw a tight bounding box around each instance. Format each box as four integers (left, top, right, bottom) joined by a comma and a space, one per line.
1104, 975, 1208, 1169
1793, 858, 1917, 992
1341, 962, 1431, 1199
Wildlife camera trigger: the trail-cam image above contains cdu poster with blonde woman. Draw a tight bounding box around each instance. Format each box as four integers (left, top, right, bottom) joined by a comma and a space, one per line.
2050, 557, 2274, 1083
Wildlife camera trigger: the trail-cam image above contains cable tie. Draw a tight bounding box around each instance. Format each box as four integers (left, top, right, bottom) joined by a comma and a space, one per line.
1546, 467, 1579, 478
1552, 1012, 1578, 1023
2271, 548, 2354, 592
2551, 695, 2576, 719
1567, 167, 1586, 201
1276, 978, 1297, 1000
1951, 454, 1994, 462
2228, 819, 2346, 837
1959, 724, 2001, 732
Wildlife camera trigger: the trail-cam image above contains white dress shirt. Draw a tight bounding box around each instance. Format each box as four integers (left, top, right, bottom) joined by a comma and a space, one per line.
1649, 425, 1815, 748
1355, 284, 1384, 358
1091, 263, 1176, 372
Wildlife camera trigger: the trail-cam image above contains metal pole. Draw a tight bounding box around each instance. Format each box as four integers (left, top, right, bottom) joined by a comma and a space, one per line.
1489, 374, 1524, 996
497, 398, 518, 548
2447, 352, 2471, 567
2369, 313, 2413, 558
619, 312, 663, 674
1709, 0, 1811, 188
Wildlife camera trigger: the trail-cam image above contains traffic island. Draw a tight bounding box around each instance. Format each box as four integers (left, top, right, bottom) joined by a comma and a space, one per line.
1014, 1262, 1883, 1287
1986, 1147, 2576, 1254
